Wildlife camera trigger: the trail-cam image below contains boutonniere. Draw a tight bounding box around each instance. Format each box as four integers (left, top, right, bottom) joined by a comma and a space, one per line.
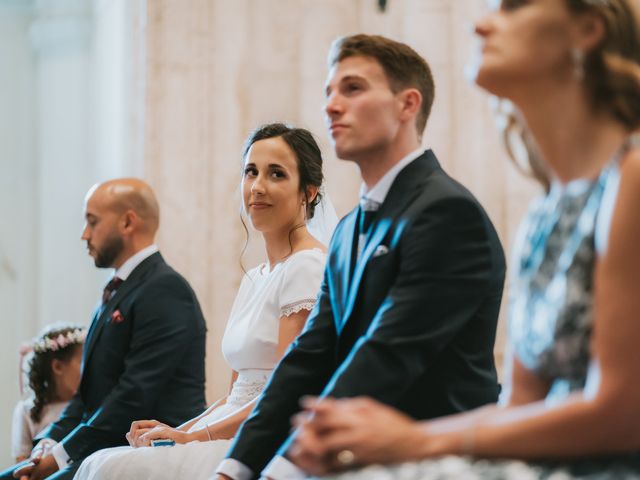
111, 309, 125, 324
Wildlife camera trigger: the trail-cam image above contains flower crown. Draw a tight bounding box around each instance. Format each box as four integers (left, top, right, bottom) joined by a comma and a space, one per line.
30, 328, 87, 354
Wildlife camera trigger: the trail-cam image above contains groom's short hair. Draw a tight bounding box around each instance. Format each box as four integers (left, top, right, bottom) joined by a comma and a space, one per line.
328, 34, 435, 136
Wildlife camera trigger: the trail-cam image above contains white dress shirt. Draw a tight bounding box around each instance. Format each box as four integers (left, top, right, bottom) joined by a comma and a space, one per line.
49, 244, 159, 469
359, 147, 424, 205
216, 149, 426, 480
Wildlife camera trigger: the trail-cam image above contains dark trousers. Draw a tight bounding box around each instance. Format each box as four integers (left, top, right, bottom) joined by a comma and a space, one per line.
0, 459, 81, 480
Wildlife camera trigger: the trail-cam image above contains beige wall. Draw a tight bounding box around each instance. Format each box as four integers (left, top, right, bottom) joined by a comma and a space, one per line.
138, 0, 543, 402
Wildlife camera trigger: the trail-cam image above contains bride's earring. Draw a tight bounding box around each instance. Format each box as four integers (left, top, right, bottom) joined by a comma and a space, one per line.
571, 47, 585, 81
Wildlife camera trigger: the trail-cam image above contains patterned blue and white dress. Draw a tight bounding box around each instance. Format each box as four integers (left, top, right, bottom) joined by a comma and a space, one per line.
324, 135, 640, 479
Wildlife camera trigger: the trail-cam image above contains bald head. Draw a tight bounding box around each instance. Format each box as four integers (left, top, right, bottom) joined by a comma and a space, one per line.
87, 178, 160, 235
82, 178, 160, 269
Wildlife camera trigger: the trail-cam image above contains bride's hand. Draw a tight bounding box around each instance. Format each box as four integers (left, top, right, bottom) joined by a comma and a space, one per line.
290, 397, 427, 474
127, 419, 169, 448
138, 426, 192, 446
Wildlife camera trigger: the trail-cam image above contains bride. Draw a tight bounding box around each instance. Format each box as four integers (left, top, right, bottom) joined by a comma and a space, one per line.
74, 123, 337, 480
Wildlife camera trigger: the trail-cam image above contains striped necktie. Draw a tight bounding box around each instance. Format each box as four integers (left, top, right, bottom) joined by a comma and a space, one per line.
358, 197, 380, 257
102, 277, 123, 305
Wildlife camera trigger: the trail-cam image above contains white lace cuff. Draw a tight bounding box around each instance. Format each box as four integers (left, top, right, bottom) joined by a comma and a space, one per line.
281, 299, 316, 317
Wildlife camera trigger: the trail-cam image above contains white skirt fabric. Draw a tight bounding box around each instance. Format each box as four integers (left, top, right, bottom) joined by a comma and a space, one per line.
321, 455, 640, 480
74, 369, 270, 480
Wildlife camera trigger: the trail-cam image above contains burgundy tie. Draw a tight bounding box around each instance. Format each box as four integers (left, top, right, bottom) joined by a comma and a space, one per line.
102, 277, 123, 305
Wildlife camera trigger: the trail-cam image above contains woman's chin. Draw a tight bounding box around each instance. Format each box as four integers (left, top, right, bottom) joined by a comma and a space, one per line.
475, 67, 519, 101
248, 219, 274, 234
475, 69, 499, 94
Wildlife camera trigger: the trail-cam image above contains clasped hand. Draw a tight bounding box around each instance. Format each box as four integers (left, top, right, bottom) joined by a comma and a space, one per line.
126, 419, 190, 447
12, 446, 58, 480
289, 396, 426, 476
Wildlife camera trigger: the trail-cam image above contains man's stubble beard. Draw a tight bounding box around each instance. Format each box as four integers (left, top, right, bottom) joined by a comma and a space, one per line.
93, 233, 124, 268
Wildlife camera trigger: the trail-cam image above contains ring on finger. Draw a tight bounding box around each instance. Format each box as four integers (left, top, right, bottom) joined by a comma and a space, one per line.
336, 449, 356, 466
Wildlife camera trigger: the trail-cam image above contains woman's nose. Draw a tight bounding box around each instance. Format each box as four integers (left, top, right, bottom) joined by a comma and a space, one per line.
474, 11, 494, 38
251, 176, 265, 194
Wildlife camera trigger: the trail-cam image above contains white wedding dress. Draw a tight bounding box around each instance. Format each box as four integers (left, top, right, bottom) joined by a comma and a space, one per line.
74, 249, 326, 480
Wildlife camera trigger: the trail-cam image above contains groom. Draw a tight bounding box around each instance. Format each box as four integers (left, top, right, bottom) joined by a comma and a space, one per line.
217, 34, 506, 480
2, 178, 207, 479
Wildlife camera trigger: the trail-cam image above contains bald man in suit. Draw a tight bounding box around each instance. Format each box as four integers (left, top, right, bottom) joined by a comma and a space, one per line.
3, 179, 207, 480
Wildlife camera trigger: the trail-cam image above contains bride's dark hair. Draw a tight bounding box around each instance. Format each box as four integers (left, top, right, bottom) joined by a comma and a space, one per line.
239, 123, 325, 272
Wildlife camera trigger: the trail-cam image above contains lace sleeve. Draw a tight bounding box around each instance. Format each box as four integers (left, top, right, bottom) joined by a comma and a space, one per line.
278, 250, 325, 317
280, 299, 316, 318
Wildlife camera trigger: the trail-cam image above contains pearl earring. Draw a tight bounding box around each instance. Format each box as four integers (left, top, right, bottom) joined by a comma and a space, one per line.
571, 47, 585, 81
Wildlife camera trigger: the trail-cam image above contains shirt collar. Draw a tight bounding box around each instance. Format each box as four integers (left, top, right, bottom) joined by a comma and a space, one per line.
359, 148, 424, 206
114, 244, 159, 281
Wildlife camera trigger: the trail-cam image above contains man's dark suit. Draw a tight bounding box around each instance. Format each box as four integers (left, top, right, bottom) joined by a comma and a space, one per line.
225, 151, 506, 477
1, 252, 207, 479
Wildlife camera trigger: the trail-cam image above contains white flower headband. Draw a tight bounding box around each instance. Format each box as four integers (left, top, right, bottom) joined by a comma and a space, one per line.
29, 328, 87, 354
18, 327, 87, 395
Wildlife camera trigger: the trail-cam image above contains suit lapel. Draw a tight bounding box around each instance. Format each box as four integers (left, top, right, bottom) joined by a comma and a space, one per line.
81, 304, 103, 369
336, 209, 358, 320
339, 151, 441, 330
82, 252, 163, 366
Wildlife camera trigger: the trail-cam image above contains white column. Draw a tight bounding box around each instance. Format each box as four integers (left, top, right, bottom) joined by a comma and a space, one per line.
0, 0, 38, 464
30, 0, 107, 334
92, 0, 146, 179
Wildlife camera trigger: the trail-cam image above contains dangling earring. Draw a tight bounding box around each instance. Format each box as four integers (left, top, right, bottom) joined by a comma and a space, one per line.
571, 47, 585, 81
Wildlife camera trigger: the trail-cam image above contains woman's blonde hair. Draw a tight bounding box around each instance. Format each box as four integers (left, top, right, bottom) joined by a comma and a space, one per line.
502, 0, 640, 188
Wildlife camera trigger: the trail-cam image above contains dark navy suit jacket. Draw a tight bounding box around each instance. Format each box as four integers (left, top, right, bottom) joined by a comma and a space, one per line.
226, 151, 506, 477
38, 252, 207, 462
